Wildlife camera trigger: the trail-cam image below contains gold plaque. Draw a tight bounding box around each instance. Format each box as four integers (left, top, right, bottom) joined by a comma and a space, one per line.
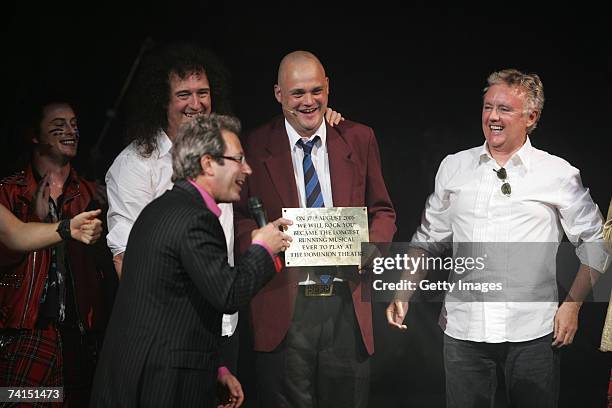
282, 207, 369, 267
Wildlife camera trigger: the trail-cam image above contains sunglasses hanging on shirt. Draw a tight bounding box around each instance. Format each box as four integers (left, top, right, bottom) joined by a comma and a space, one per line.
494, 168, 512, 196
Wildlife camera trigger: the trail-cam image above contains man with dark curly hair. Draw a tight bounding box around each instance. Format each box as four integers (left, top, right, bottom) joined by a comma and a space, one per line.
104, 42, 343, 404
106, 42, 234, 277
104, 42, 248, 402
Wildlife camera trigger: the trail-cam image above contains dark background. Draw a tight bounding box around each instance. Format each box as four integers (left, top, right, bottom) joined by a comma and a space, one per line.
6, 8, 611, 407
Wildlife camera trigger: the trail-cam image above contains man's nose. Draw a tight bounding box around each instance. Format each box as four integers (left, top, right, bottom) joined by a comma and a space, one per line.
243, 161, 253, 175
303, 93, 314, 106
189, 94, 202, 109
489, 107, 500, 121
67, 124, 78, 137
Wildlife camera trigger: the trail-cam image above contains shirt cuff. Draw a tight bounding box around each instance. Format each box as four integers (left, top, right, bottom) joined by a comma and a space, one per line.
217, 366, 231, 380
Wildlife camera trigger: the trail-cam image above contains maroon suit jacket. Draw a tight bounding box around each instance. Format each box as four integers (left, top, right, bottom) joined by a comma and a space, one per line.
235, 116, 396, 355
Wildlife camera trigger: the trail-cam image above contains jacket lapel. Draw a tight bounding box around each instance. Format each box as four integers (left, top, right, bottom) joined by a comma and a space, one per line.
327, 124, 354, 207
263, 120, 300, 208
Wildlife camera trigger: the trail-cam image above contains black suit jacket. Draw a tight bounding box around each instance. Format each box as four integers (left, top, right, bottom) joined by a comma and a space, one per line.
91, 180, 275, 407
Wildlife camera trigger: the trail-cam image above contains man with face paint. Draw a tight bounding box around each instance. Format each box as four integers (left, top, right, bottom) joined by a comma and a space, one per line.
0, 98, 111, 405
386, 69, 608, 408
235, 51, 396, 407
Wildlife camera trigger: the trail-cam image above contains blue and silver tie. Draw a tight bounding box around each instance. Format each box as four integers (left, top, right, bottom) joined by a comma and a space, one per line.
297, 136, 324, 208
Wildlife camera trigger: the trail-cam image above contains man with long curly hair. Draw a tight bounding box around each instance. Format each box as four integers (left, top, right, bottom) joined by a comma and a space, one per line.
106, 42, 234, 277
104, 42, 343, 405
104, 42, 247, 403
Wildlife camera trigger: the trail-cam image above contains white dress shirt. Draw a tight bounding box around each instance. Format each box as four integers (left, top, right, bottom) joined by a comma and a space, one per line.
412, 137, 607, 342
285, 119, 344, 285
285, 119, 333, 208
106, 130, 238, 336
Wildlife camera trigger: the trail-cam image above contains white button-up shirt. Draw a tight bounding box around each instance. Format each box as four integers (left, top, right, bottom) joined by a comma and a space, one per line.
285, 119, 333, 208
285, 119, 344, 285
105, 130, 237, 335
412, 137, 607, 342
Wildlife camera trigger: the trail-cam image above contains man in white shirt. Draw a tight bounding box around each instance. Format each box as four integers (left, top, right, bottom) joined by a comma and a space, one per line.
386, 69, 608, 407
104, 42, 244, 400
105, 43, 344, 401
106, 42, 235, 278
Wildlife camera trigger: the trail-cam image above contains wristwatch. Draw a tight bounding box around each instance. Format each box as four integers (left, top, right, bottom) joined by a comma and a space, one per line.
56, 219, 72, 241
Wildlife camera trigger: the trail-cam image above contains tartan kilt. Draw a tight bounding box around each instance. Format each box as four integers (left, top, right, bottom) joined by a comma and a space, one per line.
0, 325, 62, 407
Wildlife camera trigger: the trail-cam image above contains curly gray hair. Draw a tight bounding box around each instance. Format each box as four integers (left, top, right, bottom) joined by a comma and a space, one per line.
172, 113, 241, 181
484, 69, 545, 134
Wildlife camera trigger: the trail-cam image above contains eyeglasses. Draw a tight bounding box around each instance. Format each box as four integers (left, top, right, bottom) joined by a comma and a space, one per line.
493, 167, 511, 196
214, 154, 246, 165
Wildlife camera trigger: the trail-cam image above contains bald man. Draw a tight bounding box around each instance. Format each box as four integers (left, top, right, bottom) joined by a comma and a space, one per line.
235, 51, 396, 407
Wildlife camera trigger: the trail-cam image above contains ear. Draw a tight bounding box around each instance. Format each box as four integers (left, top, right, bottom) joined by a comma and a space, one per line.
200, 155, 215, 176
325, 77, 330, 95
274, 84, 282, 104
526, 110, 538, 129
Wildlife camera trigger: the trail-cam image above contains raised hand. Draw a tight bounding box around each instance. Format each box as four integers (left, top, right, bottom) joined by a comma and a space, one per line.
70, 209, 103, 244
325, 107, 344, 127
32, 174, 50, 220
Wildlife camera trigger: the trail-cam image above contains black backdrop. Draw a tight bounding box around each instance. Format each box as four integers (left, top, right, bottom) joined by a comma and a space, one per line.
6, 8, 611, 407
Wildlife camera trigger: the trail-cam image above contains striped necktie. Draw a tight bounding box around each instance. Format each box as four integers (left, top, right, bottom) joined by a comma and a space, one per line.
297, 136, 324, 208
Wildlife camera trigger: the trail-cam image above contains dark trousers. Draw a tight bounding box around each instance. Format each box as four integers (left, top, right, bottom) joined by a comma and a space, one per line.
61, 327, 99, 407
444, 333, 559, 408
256, 283, 370, 408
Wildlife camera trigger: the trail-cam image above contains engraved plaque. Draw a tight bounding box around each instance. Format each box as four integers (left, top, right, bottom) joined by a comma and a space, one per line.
282, 207, 369, 267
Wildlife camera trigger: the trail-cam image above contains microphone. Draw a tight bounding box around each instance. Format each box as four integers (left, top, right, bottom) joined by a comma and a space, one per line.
248, 196, 284, 271
248, 196, 268, 227
282, 105, 297, 116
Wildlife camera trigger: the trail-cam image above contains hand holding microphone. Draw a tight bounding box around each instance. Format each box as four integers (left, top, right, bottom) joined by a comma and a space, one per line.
248, 197, 293, 255
251, 219, 293, 254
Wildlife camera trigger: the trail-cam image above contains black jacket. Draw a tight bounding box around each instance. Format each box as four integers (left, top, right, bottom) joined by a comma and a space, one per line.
90, 180, 275, 407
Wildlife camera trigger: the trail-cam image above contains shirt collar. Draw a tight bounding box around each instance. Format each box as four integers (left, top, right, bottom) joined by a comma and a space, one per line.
512, 136, 533, 171
156, 129, 173, 158
285, 119, 327, 150
188, 179, 221, 218
477, 136, 533, 172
